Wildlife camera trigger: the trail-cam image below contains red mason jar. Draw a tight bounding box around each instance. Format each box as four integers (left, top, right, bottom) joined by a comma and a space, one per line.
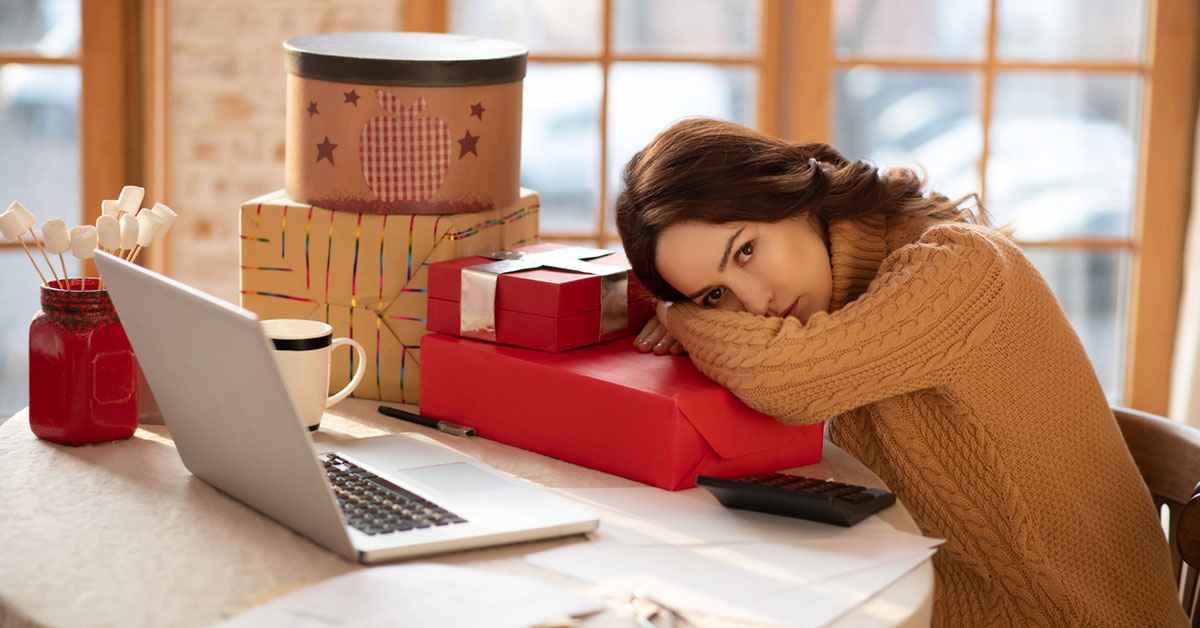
28, 278, 138, 445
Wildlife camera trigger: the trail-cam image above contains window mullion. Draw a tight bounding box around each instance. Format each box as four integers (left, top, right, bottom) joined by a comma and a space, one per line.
596, 0, 614, 247
787, 0, 832, 143
979, 0, 998, 206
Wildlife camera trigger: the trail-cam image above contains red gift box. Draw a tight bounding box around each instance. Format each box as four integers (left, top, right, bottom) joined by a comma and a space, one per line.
419, 333, 824, 490
427, 243, 655, 352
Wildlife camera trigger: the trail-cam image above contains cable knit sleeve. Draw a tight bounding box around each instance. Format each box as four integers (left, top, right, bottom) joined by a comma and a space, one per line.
667, 224, 1008, 425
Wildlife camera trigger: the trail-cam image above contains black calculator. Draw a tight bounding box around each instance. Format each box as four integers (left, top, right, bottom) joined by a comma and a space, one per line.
696, 472, 897, 527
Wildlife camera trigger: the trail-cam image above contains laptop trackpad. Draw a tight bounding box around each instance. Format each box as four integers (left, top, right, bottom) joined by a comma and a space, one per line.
395, 462, 514, 495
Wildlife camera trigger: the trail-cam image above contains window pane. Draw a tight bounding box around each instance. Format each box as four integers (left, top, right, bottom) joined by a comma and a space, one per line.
450, 0, 601, 55
605, 62, 757, 232
0, 0, 79, 57
0, 253, 38, 416
835, 0, 987, 60
0, 64, 81, 223
522, 63, 602, 233
0, 63, 80, 416
997, 0, 1146, 62
1024, 247, 1128, 403
613, 0, 759, 56
833, 68, 982, 203
987, 72, 1139, 241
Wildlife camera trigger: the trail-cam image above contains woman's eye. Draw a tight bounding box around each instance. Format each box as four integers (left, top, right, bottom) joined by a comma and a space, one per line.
702, 287, 724, 306
736, 241, 754, 263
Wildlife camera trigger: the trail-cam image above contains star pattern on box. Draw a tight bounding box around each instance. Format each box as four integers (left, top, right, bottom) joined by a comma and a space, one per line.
458, 130, 479, 158
469, 102, 485, 120
316, 136, 338, 165
344, 90, 360, 106
307, 101, 319, 117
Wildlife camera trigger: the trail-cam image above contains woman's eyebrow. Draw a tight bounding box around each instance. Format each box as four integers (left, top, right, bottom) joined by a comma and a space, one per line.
686, 227, 744, 301
717, 227, 744, 272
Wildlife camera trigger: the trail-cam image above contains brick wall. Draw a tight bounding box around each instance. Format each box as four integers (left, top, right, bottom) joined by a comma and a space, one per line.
168, 0, 401, 302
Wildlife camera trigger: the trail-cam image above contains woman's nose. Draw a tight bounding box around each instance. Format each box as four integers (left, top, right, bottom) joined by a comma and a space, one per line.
723, 281, 772, 316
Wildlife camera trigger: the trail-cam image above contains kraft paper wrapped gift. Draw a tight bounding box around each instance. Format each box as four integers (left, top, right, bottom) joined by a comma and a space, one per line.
419, 333, 825, 491
239, 188, 540, 403
426, 243, 656, 352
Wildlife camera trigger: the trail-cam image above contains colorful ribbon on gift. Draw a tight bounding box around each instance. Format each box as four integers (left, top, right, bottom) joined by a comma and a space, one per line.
240, 198, 538, 402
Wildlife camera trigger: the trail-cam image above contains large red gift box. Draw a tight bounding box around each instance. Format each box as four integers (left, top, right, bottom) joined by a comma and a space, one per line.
426, 243, 655, 352
419, 333, 824, 490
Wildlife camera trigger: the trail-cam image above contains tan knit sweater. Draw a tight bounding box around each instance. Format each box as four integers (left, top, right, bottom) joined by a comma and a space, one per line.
667, 214, 1186, 627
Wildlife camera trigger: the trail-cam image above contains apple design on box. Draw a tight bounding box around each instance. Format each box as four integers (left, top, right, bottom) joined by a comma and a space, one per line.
360, 91, 452, 202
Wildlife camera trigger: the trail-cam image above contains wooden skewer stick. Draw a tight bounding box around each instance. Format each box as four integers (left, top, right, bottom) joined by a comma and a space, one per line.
41, 218, 74, 290
127, 244, 143, 264
57, 253, 70, 290
17, 235, 48, 285
26, 228, 61, 285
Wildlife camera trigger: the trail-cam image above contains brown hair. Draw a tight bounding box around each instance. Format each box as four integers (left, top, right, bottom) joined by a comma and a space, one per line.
615, 117, 991, 302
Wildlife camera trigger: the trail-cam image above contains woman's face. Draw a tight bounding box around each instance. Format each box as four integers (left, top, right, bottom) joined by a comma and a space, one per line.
654, 216, 833, 323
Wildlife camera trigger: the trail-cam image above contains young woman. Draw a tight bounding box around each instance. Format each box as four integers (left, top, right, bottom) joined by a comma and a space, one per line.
616, 118, 1185, 627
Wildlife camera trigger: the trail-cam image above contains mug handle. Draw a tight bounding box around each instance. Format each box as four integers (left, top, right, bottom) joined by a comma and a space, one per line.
326, 338, 367, 407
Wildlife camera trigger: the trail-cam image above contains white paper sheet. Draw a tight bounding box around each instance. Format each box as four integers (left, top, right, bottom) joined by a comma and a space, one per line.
530, 543, 936, 628
212, 563, 603, 628
735, 551, 936, 627
556, 486, 937, 547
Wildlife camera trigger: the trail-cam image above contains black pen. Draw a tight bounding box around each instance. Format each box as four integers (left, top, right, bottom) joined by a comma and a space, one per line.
377, 405, 476, 437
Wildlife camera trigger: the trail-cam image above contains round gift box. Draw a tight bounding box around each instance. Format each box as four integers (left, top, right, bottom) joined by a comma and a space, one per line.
284, 32, 528, 215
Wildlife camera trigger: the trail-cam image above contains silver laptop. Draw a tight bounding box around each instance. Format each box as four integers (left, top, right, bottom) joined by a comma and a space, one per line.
95, 251, 598, 563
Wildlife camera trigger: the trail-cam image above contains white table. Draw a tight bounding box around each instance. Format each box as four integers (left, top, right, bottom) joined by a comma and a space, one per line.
0, 398, 933, 628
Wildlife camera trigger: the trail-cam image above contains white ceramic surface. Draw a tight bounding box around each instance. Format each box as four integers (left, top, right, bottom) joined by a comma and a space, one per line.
262, 319, 366, 429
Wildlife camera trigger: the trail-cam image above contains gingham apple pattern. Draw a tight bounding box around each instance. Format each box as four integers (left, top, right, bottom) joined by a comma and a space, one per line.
360, 92, 452, 202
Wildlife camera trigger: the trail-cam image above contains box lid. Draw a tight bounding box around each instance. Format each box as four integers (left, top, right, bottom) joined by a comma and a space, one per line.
284, 32, 528, 87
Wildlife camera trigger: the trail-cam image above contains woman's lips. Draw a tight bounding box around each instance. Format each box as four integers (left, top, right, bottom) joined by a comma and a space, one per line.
779, 299, 798, 319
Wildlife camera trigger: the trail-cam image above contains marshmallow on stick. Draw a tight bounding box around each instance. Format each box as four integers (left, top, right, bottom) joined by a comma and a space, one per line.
0, 203, 47, 284
69, 225, 100, 290
115, 186, 144, 218
118, 214, 138, 254
10, 202, 61, 282
41, 219, 73, 290
127, 210, 163, 263
70, 225, 98, 260
150, 203, 177, 236
96, 215, 121, 253
101, 199, 120, 218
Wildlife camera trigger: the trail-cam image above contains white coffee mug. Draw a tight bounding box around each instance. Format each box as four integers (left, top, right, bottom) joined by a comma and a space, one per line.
261, 319, 367, 431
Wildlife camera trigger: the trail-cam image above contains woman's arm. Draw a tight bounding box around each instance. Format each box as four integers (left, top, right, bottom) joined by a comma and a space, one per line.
667, 224, 1009, 424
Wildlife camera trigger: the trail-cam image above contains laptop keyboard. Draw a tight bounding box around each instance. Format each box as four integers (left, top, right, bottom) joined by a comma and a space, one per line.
322, 454, 468, 536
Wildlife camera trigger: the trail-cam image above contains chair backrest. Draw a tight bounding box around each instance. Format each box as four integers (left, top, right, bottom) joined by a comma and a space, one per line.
1112, 406, 1200, 624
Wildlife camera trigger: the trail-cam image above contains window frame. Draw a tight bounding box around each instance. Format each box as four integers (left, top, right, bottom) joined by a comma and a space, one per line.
0, 0, 147, 273
419, 0, 1199, 414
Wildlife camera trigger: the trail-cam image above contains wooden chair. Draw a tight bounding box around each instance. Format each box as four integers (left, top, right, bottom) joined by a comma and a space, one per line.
1112, 406, 1200, 624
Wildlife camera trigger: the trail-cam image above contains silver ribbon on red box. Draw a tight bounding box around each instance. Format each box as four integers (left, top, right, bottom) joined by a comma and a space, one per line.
460, 247, 630, 342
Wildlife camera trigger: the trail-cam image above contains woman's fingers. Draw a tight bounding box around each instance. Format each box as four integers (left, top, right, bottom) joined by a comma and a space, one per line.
634, 313, 686, 355
635, 318, 667, 353
652, 332, 682, 355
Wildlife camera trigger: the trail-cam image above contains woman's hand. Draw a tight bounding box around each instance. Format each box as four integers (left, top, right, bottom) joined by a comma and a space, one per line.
634, 302, 686, 355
